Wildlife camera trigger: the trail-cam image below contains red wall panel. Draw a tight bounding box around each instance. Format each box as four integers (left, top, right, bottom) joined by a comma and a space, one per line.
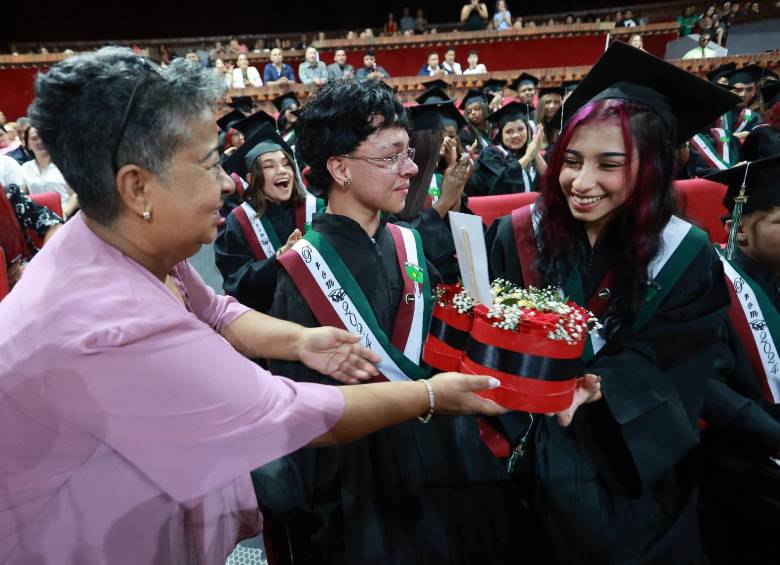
0, 67, 43, 121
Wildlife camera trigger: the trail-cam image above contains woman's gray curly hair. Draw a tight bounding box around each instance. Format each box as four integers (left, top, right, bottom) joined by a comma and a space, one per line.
28, 47, 224, 224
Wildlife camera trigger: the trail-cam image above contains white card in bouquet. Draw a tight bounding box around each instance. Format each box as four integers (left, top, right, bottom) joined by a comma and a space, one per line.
448, 211, 492, 306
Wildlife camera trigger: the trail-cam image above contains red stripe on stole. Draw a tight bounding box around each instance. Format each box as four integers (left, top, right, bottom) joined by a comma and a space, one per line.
232, 205, 268, 261
387, 224, 416, 352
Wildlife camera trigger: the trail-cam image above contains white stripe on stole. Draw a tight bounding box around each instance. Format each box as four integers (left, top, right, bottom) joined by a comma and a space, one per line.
712, 128, 730, 164
690, 134, 728, 170
719, 255, 780, 403
398, 226, 425, 362
240, 202, 277, 257
429, 174, 440, 204
305, 194, 317, 226
290, 240, 411, 382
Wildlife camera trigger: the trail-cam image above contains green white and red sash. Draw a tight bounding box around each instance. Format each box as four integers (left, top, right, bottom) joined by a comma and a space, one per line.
282, 129, 296, 148
733, 107, 759, 134
690, 131, 731, 171
512, 206, 710, 360
277, 223, 432, 381
718, 248, 780, 404
232, 195, 323, 260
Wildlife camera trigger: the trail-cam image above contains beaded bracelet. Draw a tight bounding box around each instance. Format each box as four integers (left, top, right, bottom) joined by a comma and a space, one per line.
418, 379, 435, 423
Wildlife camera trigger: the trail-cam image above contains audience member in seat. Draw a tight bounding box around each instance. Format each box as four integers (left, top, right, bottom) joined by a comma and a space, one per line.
462, 49, 488, 75
0, 47, 505, 565
355, 50, 390, 81
461, 0, 489, 30
21, 127, 78, 218
0, 125, 29, 165
298, 47, 328, 86
417, 52, 450, 77
442, 47, 462, 74
326, 49, 354, 80
414, 8, 429, 33
0, 154, 24, 189
231, 53, 263, 88
1, 182, 62, 288
466, 102, 546, 196
263, 48, 296, 85
399, 6, 415, 33
492, 0, 513, 30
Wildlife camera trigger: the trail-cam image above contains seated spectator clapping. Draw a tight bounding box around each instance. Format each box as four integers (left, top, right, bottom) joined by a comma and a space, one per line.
418, 52, 450, 77
327, 49, 354, 80
298, 47, 328, 86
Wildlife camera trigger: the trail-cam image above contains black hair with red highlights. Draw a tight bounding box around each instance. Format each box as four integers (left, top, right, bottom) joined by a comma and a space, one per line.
533, 97, 677, 337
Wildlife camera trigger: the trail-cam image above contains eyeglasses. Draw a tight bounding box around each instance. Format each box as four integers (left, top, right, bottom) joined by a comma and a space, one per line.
112, 59, 163, 174
340, 147, 416, 173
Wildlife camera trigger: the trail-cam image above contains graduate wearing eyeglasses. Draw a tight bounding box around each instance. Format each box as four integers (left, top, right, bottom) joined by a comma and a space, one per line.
252, 79, 525, 565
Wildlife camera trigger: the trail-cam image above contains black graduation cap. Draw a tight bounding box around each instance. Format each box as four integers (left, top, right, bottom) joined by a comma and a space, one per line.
488, 102, 532, 128
762, 81, 780, 107
217, 109, 246, 132
740, 126, 780, 162
510, 73, 539, 92
221, 123, 295, 180
562, 80, 580, 94
232, 110, 278, 138
763, 69, 779, 82
706, 153, 780, 258
538, 86, 565, 98
459, 89, 487, 110
727, 64, 764, 86
416, 87, 450, 105
227, 96, 254, 113
706, 62, 736, 83
560, 41, 741, 147
273, 92, 300, 113
408, 100, 467, 131
481, 78, 507, 95
421, 78, 450, 92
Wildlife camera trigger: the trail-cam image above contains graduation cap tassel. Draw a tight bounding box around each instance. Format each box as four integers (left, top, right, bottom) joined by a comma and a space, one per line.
725, 161, 751, 260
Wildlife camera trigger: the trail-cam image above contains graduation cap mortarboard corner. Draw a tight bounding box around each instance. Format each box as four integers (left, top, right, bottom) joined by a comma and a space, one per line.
481, 78, 507, 94
727, 64, 764, 85
408, 100, 468, 131
459, 89, 487, 111
740, 126, 780, 163
510, 73, 540, 92
232, 110, 277, 139
421, 79, 450, 92
488, 102, 533, 128
416, 87, 450, 105
227, 95, 254, 113
560, 41, 741, 147
706, 62, 736, 83
221, 123, 296, 181
562, 80, 580, 93
762, 81, 780, 108
273, 92, 300, 113
217, 109, 246, 132
538, 86, 565, 98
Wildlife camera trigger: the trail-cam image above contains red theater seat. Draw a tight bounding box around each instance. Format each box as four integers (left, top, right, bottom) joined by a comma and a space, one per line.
468, 192, 538, 227
672, 179, 728, 244
28, 192, 64, 249
0, 247, 8, 301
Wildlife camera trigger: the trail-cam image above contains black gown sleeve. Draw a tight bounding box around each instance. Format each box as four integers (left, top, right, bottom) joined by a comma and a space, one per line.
213, 213, 280, 313
465, 146, 531, 197
583, 245, 730, 493
485, 214, 526, 287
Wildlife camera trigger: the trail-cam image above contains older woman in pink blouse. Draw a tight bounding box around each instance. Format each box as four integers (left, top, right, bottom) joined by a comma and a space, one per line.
0, 49, 514, 564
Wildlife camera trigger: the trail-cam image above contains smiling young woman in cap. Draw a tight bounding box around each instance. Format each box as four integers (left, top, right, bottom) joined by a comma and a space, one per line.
215, 123, 323, 313
486, 41, 741, 563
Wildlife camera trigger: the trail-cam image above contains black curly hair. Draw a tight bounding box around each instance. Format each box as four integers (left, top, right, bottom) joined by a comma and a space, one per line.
296, 79, 410, 196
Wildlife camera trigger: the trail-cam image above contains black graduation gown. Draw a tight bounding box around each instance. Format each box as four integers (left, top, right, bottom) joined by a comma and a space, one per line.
485, 213, 730, 564
465, 145, 535, 197
699, 249, 780, 564
214, 200, 297, 313
252, 213, 526, 565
